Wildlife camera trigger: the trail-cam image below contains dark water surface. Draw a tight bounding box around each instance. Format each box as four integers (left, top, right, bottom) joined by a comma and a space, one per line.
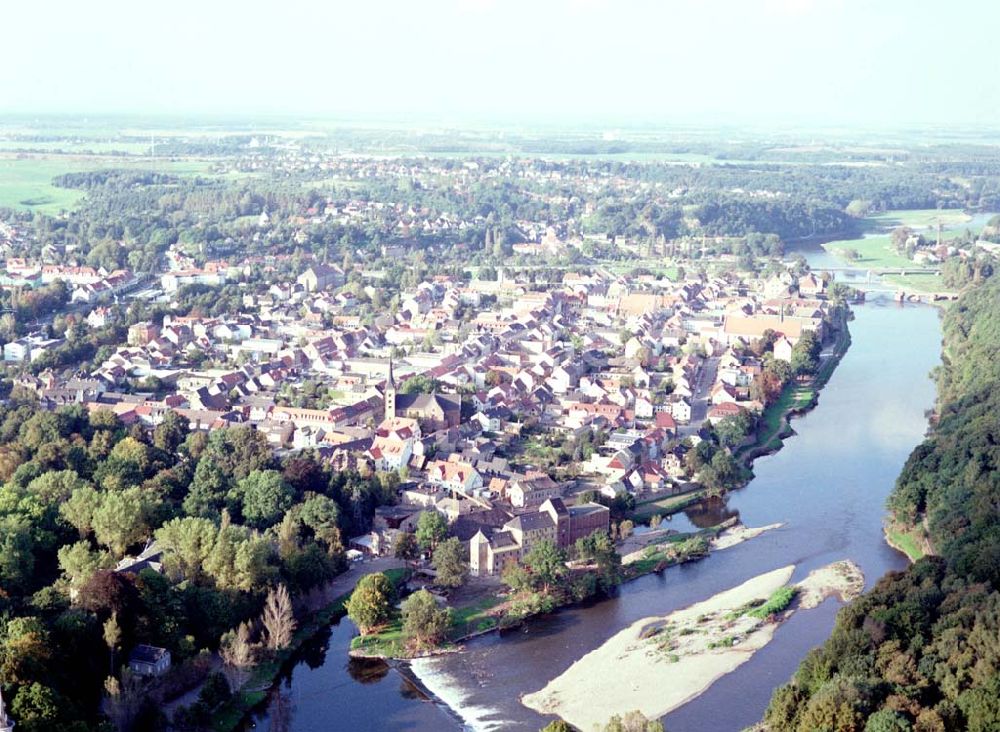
246, 300, 940, 732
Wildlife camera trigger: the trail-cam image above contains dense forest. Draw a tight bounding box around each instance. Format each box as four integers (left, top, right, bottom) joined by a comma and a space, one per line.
764, 278, 1000, 732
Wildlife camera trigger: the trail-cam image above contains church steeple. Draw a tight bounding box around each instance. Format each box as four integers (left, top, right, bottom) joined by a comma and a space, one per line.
384, 358, 397, 421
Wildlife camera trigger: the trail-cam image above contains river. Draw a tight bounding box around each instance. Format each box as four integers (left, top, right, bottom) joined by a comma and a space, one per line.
243, 299, 941, 732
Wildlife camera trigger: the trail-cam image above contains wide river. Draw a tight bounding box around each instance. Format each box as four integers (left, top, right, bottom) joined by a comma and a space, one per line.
245, 298, 941, 732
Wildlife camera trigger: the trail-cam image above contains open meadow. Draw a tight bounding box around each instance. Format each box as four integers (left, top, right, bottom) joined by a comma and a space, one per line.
0, 154, 218, 213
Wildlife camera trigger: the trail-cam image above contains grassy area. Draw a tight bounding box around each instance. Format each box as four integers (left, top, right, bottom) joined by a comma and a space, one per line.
822, 234, 914, 269
882, 272, 948, 294
350, 618, 407, 657
823, 208, 981, 271
449, 594, 504, 638
866, 208, 971, 230
629, 488, 707, 521
749, 382, 817, 454
0, 158, 89, 212
885, 525, 925, 562
350, 588, 506, 658
211, 567, 409, 731
0, 155, 218, 213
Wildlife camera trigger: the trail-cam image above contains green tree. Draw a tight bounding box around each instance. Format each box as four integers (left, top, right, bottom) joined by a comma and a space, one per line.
103, 612, 121, 674
790, 330, 821, 376
345, 572, 395, 634
60, 484, 103, 537
400, 374, 439, 395
958, 675, 1000, 732
237, 470, 294, 528
153, 410, 190, 453
394, 532, 419, 561
92, 487, 148, 556
204, 515, 277, 591
298, 493, 343, 551
432, 537, 469, 588
540, 722, 574, 732
524, 539, 568, 592
575, 530, 621, 592
416, 510, 448, 552
715, 410, 753, 448
864, 709, 912, 732
401, 589, 452, 648
183, 457, 230, 519
502, 562, 534, 592
57, 540, 112, 592
0, 617, 51, 685
26, 469, 88, 503
0, 514, 36, 593
205, 426, 273, 480
155, 516, 218, 582
10, 683, 63, 732
108, 436, 152, 477
601, 709, 665, 732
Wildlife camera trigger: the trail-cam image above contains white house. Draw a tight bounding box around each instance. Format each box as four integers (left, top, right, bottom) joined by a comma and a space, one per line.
774, 336, 794, 363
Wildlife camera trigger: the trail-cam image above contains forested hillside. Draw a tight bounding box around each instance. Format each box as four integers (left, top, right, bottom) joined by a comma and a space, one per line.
764, 279, 1000, 732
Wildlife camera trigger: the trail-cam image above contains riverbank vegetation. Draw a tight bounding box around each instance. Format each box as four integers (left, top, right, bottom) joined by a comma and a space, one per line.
205, 567, 409, 731
883, 523, 926, 563
624, 533, 711, 576
0, 397, 406, 731
763, 277, 1000, 731
350, 533, 626, 660
738, 309, 851, 461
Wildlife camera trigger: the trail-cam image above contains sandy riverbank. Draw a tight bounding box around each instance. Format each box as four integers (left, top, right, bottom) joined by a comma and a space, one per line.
797, 559, 865, 609
521, 560, 864, 730
710, 522, 784, 551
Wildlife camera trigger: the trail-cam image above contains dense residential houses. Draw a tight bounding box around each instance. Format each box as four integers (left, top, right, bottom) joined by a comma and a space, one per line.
6, 246, 834, 575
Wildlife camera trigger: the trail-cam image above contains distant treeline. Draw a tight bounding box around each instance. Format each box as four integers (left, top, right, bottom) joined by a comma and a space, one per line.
53, 170, 180, 189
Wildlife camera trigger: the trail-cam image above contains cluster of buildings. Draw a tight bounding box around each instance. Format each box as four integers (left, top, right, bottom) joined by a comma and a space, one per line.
9, 243, 834, 577
1, 259, 140, 302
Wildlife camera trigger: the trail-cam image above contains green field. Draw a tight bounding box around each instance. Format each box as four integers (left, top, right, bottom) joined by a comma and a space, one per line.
885, 525, 925, 562
630, 488, 707, 521
0, 155, 218, 214
882, 272, 947, 293
823, 235, 914, 269
865, 208, 972, 230
753, 383, 816, 453
822, 208, 978, 270
605, 261, 679, 280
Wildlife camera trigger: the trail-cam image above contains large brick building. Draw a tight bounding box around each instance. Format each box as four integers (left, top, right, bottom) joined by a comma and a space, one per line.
469, 497, 610, 577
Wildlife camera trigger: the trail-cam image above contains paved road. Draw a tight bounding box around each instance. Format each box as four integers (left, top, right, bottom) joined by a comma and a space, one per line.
679, 355, 719, 438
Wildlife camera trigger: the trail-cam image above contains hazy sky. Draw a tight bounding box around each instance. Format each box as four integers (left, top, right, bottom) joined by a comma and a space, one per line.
6, 0, 1000, 128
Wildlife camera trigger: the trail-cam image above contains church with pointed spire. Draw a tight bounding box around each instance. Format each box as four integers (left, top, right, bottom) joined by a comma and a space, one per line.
384, 358, 398, 422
